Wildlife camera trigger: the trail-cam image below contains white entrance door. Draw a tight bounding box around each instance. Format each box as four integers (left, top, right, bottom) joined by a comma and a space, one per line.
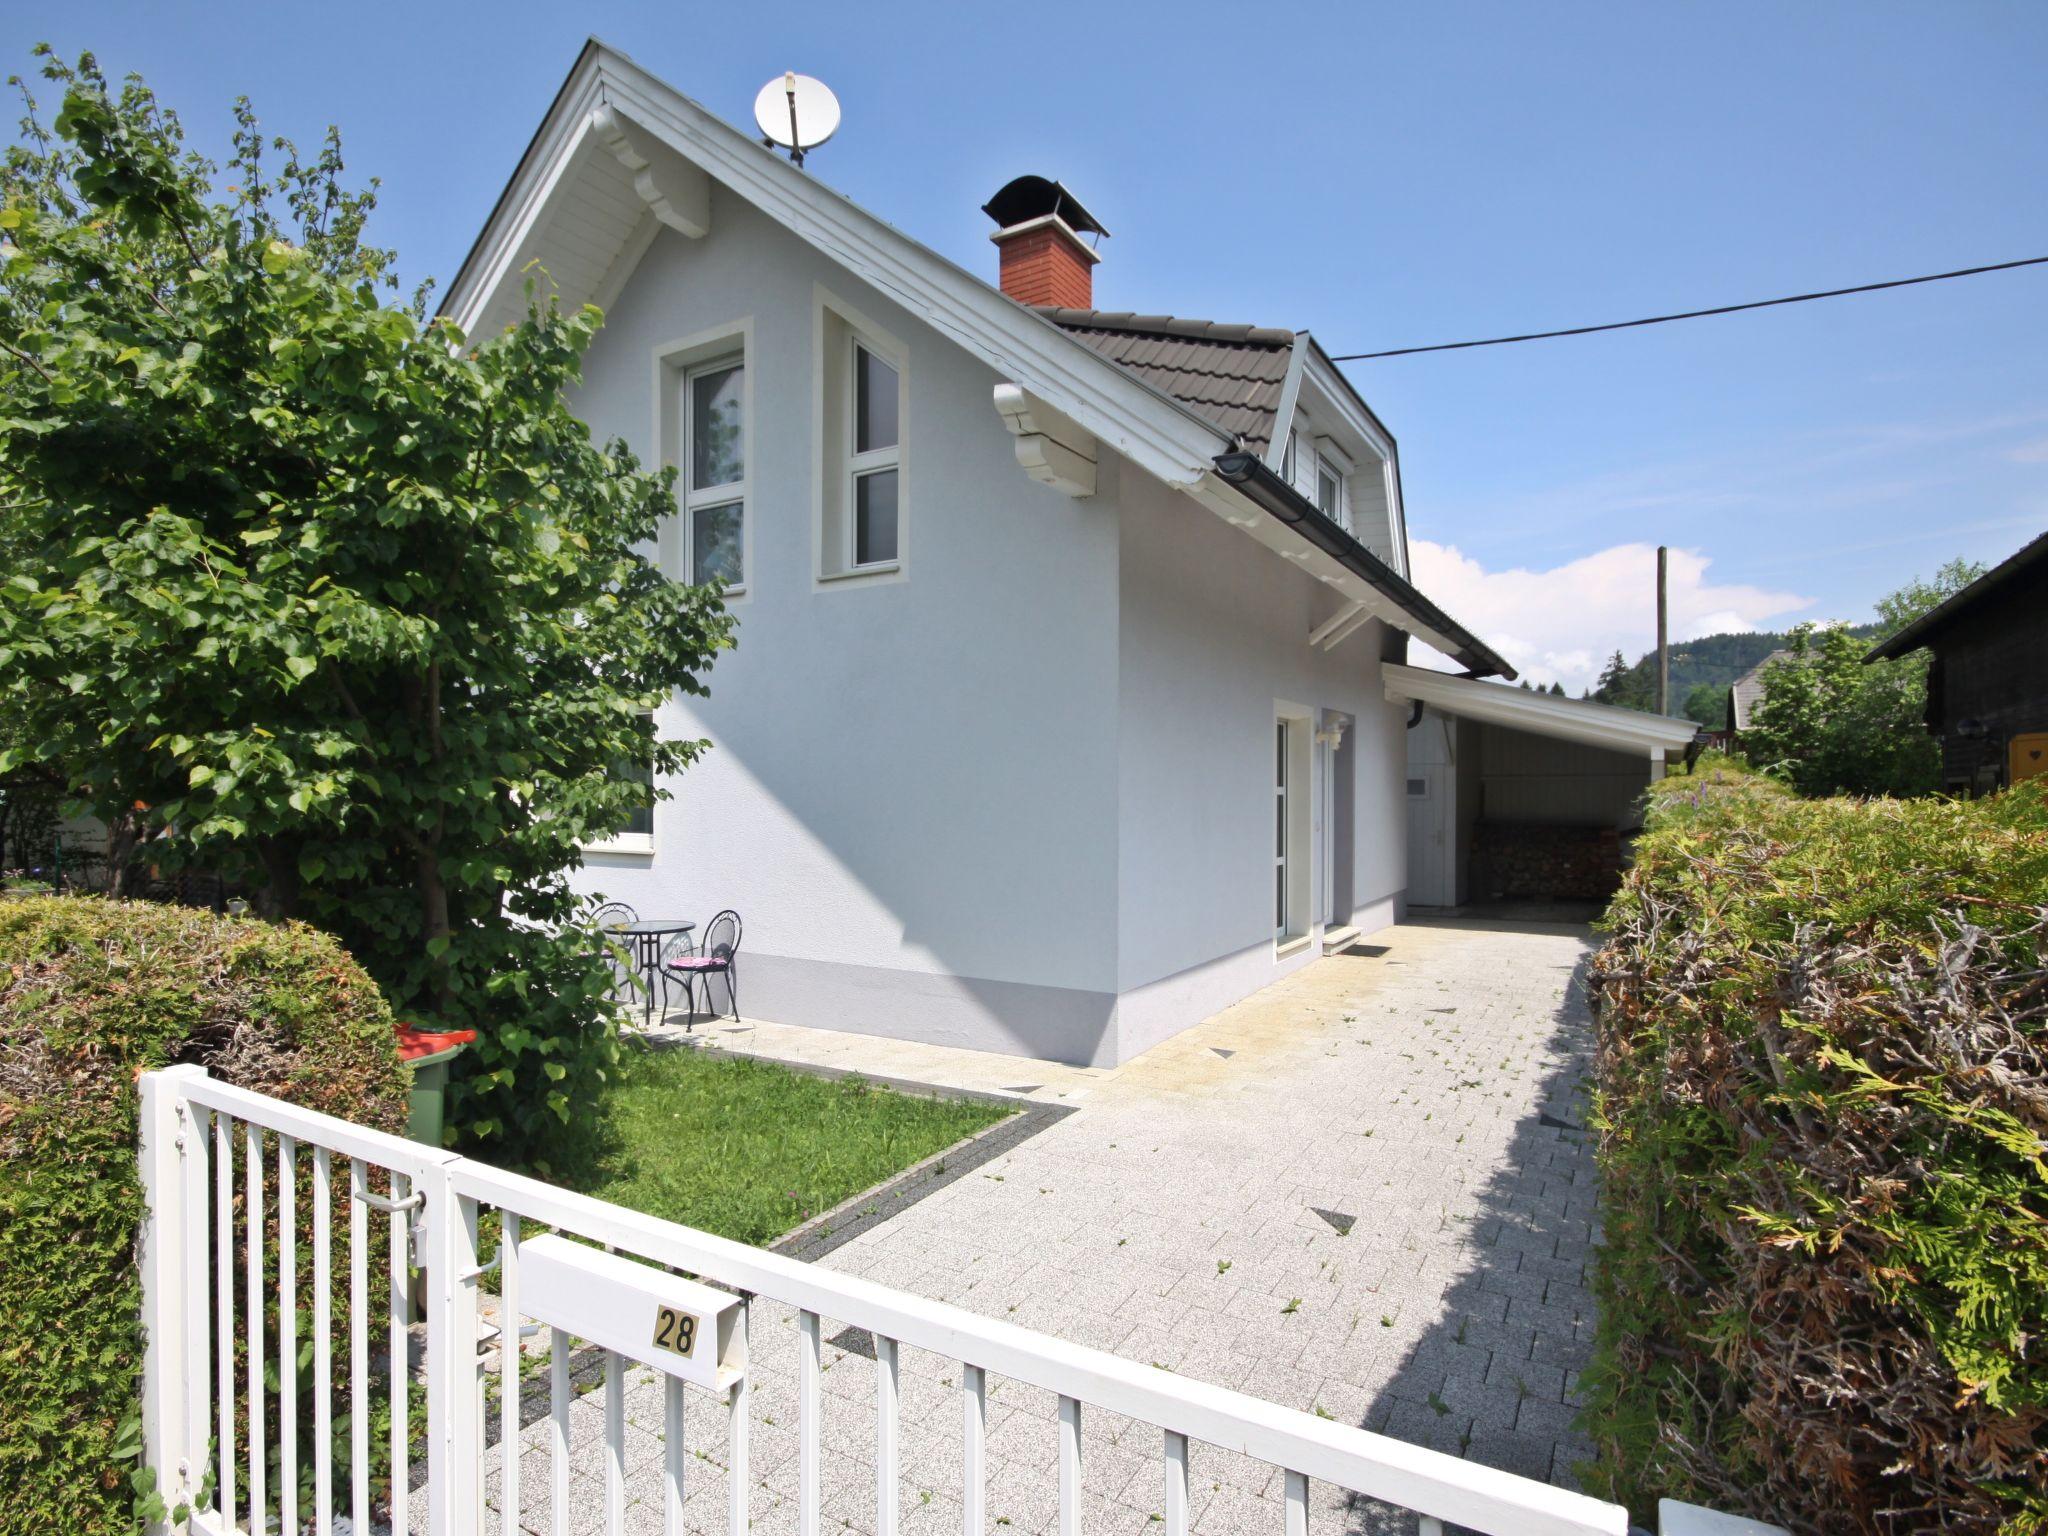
1405, 765, 1454, 907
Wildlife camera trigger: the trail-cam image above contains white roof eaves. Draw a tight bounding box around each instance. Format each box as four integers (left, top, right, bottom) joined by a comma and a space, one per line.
442, 43, 1233, 490
1382, 663, 1698, 756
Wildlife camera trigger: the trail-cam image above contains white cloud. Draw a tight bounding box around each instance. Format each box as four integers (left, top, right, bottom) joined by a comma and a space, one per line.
2009, 436, 2048, 464
1407, 541, 1811, 694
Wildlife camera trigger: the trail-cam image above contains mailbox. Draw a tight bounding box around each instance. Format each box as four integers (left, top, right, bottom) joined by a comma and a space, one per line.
519, 1234, 747, 1391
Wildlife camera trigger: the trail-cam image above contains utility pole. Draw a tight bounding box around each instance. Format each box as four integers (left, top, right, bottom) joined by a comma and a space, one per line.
1656, 545, 1670, 716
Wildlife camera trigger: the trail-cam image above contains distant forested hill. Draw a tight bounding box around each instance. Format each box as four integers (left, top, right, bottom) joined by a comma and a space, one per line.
1587, 625, 1880, 727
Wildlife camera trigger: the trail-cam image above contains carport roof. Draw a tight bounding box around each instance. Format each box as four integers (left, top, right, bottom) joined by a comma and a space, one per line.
1382, 663, 1701, 759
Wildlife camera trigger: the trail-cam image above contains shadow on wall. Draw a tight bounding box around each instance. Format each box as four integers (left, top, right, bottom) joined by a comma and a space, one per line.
1344, 944, 1604, 1534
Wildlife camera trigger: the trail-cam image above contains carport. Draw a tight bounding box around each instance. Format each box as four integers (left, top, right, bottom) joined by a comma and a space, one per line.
1383, 662, 1700, 909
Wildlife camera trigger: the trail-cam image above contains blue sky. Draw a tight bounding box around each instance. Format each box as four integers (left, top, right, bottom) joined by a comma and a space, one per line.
8, 1, 2045, 688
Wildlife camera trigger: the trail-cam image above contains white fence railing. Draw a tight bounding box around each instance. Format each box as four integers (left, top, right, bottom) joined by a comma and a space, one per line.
138, 1066, 1630, 1536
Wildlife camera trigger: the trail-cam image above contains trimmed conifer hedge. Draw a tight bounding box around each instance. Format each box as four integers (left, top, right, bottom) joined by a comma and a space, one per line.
0, 896, 408, 1536
1583, 758, 2048, 1533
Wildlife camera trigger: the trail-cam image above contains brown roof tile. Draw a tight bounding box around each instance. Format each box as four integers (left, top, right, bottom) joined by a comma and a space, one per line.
1034, 308, 1297, 454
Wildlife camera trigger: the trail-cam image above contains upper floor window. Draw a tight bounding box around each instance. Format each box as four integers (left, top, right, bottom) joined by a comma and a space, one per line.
687, 359, 746, 591
816, 287, 907, 582
851, 344, 900, 567
1315, 449, 1348, 533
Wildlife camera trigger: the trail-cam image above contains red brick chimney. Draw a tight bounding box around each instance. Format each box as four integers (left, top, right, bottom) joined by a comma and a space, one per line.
982, 176, 1107, 311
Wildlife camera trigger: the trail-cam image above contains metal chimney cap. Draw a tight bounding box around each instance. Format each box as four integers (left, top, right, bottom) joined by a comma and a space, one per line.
981, 175, 1109, 239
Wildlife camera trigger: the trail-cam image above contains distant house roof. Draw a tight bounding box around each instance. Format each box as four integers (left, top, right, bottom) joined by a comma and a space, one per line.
1864, 529, 2048, 660
1727, 649, 1792, 732
1035, 310, 1297, 456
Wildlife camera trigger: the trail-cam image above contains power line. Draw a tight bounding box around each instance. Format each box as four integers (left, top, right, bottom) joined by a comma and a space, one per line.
1329, 254, 2048, 361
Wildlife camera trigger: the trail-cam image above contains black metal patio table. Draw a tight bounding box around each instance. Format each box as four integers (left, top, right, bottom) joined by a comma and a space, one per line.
604, 918, 696, 1027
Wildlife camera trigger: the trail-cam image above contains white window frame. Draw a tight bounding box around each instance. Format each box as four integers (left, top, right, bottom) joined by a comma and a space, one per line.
651, 320, 753, 604
1314, 444, 1351, 534
581, 709, 658, 857
846, 341, 902, 573
685, 355, 749, 595
1275, 718, 1292, 941
813, 284, 909, 587
1274, 702, 1314, 953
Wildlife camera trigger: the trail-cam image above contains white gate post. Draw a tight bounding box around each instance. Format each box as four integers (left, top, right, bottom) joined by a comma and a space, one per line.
137, 1065, 209, 1533
421, 1152, 482, 1535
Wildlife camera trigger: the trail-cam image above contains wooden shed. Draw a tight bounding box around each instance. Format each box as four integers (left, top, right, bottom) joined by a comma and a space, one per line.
1865, 530, 2048, 796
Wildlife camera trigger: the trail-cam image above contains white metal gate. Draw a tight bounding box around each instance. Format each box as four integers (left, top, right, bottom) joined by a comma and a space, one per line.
137, 1066, 1627, 1536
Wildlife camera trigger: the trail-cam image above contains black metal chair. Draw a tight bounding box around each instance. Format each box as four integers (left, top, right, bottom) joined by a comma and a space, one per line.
653, 930, 697, 1024
586, 901, 639, 1007
663, 909, 741, 1023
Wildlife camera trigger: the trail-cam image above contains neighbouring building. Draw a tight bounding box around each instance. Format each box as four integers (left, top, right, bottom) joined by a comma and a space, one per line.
443, 41, 1694, 1065
1726, 649, 1792, 739
1865, 530, 2048, 797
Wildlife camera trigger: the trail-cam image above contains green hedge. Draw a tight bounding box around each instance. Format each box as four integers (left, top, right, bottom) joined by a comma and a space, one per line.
1583, 758, 2048, 1532
0, 896, 409, 1536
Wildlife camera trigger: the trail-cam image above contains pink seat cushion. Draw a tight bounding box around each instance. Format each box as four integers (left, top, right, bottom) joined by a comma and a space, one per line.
666, 956, 729, 971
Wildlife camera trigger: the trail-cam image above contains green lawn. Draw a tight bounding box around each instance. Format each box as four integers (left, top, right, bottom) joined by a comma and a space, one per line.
561, 1046, 1013, 1246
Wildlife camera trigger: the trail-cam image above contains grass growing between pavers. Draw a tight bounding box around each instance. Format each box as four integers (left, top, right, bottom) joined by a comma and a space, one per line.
558, 1046, 1014, 1245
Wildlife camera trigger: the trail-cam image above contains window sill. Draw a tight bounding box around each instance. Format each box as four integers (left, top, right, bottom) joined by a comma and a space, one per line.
581, 835, 655, 858
1274, 934, 1313, 960
816, 562, 902, 585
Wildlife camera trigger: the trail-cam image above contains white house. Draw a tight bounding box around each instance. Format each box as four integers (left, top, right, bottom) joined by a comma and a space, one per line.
443, 42, 1691, 1067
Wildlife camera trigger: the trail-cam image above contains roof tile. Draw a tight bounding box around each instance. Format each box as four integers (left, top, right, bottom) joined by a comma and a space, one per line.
1035, 307, 1297, 454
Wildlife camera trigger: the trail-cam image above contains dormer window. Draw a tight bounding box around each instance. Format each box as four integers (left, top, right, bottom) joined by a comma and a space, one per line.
1315, 447, 1349, 533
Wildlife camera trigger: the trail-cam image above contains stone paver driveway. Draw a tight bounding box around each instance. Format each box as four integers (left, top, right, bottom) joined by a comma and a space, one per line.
482, 916, 1604, 1536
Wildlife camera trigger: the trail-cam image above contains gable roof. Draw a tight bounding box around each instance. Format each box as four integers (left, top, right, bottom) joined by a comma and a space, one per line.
1728, 649, 1791, 731
441, 40, 1509, 677
1864, 529, 2048, 661
1035, 311, 1296, 455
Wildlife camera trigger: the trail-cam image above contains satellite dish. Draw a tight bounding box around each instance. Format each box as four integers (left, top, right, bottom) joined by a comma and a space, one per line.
753, 72, 841, 166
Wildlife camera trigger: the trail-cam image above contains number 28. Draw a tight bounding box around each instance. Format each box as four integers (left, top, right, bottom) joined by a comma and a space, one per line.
652, 1306, 698, 1356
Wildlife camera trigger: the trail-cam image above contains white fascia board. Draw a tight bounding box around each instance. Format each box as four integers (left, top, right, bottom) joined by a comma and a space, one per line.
447, 46, 1232, 490
443, 51, 608, 338
1261, 339, 1308, 473
1301, 337, 1398, 468
1185, 474, 1461, 656
1382, 663, 1698, 756
1299, 338, 1409, 575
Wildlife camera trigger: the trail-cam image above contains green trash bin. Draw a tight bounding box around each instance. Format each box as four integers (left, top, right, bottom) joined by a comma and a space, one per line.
394, 1024, 477, 1146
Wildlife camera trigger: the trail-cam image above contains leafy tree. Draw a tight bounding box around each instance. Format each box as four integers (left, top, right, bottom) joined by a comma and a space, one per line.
0, 51, 733, 1158
1872, 555, 1983, 638
1742, 560, 1985, 798
1591, 649, 1657, 712
1682, 680, 1728, 731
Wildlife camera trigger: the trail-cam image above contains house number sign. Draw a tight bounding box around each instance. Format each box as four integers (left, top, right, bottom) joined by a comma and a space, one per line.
651, 1304, 698, 1358
520, 1233, 746, 1391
